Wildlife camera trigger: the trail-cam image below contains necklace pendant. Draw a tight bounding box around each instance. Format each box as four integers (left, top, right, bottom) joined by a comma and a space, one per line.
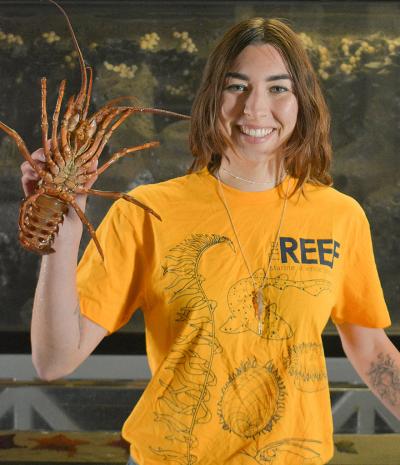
252, 291, 258, 316
256, 289, 264, 319
252, 289, 264, 318
258, 319, 264, 336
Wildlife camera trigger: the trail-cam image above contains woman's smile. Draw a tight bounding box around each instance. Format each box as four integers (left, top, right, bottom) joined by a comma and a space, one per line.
236, 125, 277, 144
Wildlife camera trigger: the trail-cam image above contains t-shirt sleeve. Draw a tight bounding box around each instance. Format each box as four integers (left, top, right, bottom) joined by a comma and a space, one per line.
330, 203, 391, 328
76, 199, 148, 334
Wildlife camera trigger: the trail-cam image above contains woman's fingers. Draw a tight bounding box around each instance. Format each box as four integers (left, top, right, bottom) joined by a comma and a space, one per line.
21, 148, 46, 174
21, 177, 37, 198
21, 147, 47, 197
31, 147, 46, 160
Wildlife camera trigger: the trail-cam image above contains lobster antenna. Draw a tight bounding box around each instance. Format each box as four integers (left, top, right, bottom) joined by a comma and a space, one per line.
46, 0, 87, 108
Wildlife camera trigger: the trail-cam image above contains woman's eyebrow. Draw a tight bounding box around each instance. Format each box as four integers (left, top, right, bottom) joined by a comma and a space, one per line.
226, 71, 292, 82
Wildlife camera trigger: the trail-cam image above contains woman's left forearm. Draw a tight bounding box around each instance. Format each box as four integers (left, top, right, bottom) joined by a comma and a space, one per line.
347, 335, 400, 420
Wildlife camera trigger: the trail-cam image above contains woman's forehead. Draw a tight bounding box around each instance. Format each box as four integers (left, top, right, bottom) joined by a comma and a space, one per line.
229, 44, 290, 77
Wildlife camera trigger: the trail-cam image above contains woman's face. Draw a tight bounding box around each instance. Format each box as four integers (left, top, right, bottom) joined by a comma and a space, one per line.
220, 43, 298, 164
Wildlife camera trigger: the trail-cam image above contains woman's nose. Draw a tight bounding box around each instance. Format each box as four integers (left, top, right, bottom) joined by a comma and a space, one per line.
243, 89, 269, 118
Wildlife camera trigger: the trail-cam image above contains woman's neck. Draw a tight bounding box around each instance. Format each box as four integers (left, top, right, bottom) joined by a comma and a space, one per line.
216, 157, 286, 192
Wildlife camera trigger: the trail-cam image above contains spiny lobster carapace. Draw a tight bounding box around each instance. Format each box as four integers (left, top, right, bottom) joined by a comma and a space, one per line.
0, 0, 190, 260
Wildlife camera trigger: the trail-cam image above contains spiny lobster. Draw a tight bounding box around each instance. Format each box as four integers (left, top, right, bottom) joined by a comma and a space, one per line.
0, 0, 190, 259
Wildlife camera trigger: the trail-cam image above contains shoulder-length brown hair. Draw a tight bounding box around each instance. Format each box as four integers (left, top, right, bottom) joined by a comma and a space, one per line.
188, 17, 332, 194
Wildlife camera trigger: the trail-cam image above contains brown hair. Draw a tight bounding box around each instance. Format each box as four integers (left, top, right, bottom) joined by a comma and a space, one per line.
188, 17, 332, 194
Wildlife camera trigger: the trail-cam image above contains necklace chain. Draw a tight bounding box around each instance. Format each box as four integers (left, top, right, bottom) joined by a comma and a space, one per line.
216, 170, 290, 335
221, 166, 286, 186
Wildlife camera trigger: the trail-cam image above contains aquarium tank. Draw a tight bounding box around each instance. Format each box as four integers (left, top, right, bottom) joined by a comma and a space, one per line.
0, 0, 398, 336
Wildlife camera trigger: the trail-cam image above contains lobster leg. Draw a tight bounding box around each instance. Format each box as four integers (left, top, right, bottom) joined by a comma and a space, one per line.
75, 108, 137, 167
87, 109, 140, 165
102, 95, 142, 108
80, 106, 191, 168
81, 108, 125, 159
51, 79, 67, 168
0, 121, 51, 182
61, 95, 77, 161
88, 105, 119, 126
91, 105, 191, 123
76, 105, 190, 168
79, 141, 160, 179
76, 188, 162, 221
72, 108, 121, 167
66, 196, 104, 260
40, 79, 50, 160
82, 106, 190, 167
41, 77, 59, 176
87, 108, 145, 163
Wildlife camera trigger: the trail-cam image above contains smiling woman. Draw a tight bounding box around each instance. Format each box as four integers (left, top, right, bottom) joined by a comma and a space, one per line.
189, 17, 332, 195
23, 14, 394, 465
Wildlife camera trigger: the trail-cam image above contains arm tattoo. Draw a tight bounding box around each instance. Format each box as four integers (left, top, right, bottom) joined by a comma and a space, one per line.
73, 303, 82, 350
367, 352, 400, 406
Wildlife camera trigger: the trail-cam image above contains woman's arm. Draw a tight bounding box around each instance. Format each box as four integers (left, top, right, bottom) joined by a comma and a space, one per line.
22, 148, 107, 381
336, 321, 400, 420
31, 214, 108, 381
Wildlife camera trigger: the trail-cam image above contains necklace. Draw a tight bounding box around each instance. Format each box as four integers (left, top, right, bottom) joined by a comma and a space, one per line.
221, 166, 286, 186
216, 169, 290, 336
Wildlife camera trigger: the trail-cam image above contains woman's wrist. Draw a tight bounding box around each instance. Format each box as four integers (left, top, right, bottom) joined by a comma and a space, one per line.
51, 192, 93, 254
53, 210, 84, 252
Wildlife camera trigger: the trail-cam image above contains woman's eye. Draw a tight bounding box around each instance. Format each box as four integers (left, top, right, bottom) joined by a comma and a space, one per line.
270, 85, 288, 93
225, 84, 247, 92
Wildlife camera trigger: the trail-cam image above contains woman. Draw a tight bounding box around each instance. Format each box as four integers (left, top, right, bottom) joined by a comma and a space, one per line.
22, 17, 396, 465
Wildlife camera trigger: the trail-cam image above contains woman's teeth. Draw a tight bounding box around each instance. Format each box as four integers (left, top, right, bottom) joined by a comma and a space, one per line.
239, 126, 275, 138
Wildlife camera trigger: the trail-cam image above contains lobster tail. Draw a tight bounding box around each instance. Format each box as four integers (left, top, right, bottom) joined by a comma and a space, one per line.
19, 194, 68, 255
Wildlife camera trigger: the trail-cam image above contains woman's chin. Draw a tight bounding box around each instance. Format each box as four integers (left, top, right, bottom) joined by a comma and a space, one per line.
231, 142, 280, 161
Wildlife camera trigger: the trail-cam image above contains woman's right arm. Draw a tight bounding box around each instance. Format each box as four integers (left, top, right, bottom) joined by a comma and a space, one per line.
22, 148, 108, 381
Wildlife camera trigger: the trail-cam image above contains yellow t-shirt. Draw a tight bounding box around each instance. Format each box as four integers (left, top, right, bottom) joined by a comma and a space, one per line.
77, 167, 391, 465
